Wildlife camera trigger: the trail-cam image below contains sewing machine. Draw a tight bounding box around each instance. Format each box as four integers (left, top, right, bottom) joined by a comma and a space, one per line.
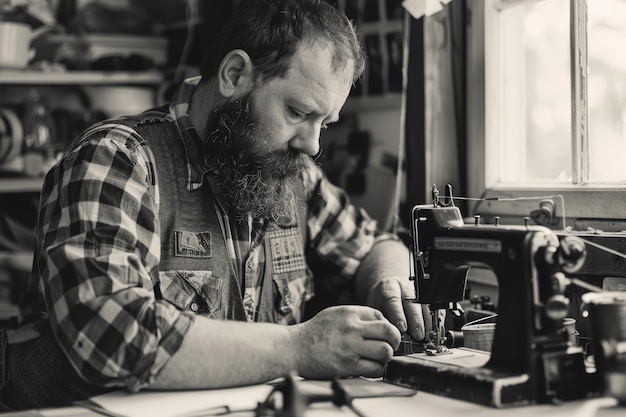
383, 188, 603, 407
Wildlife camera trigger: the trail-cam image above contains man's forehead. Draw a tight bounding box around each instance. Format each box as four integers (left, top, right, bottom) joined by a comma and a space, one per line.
291, 40, 355, 80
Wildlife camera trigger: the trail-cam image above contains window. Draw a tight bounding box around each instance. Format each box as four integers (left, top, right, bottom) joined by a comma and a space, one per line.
486, 0, 572, 185
470, 0, 626, 227
486, 0, 626, 185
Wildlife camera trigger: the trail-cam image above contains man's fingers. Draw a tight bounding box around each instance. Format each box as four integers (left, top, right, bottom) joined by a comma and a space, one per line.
367, 279, 430, 340
353, 357, 387, 378
370, 279, 407, 333
361, 319, 401, 349
355, 339, 395, 366
403, 299, 427, 340
354, 305, 388, 323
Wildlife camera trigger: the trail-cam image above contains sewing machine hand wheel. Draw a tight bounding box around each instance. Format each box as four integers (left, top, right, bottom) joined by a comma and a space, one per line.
558, 236, 586, 273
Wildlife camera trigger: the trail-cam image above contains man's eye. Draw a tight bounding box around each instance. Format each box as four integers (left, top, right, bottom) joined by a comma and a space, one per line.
289, 107, 307, 119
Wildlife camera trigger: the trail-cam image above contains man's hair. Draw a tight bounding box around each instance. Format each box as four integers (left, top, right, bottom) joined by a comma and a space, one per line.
200, 0, 365, 84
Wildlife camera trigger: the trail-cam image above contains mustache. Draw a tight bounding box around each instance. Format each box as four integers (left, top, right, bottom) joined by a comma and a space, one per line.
256, 148, 314, 178
206, 129, 315, 179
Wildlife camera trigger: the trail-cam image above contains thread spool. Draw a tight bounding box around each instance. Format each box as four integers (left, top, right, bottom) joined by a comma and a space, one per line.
582, 292, 626, 403
444, 330, 464, 348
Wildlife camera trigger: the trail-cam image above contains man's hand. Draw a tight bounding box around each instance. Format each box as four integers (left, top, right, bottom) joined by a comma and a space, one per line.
366, 277, 431, 341
288, 305, 401, 379
353, 239, 431, 341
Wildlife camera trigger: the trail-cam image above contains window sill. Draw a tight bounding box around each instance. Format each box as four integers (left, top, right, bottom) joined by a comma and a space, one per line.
469, 187, 626, 231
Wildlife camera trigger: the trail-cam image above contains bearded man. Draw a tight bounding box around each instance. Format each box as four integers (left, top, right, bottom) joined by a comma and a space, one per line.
0, 0, 428, 411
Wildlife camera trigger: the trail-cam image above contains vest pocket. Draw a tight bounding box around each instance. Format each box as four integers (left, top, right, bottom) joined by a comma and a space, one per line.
159, 271, 222, 315
273, 269, 314, 324
266, 225, 313, 324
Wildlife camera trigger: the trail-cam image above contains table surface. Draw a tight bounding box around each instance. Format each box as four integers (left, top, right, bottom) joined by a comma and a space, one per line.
2, 389, 623, 417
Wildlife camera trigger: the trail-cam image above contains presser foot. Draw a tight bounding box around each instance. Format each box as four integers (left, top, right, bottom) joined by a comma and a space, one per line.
423, 330, 451, 356
424, 344, 451, 356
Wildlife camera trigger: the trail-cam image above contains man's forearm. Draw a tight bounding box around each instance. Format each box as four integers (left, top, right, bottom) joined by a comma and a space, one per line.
150, 317, 297, 389
149, 304, 403, 389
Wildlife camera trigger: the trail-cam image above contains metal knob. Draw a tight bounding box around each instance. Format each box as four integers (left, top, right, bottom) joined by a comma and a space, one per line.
551, 272, 569, 295
545, 294, 570, 320
558, 236, 587, 273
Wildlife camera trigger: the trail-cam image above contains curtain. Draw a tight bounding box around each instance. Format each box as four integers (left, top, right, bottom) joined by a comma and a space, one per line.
403, 0, 467, 219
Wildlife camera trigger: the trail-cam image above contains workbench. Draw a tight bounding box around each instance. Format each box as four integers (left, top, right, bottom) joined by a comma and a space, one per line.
1, 383, 622, 417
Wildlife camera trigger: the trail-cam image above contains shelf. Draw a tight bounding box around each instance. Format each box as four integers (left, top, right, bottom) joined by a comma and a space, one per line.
0, 177, 44, 193
0, 70, 164, 85
342, 94, 403, 113
0, 69, 164, 193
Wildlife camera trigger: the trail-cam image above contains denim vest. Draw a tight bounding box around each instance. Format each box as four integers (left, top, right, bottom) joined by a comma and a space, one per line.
119, 110, 312, 324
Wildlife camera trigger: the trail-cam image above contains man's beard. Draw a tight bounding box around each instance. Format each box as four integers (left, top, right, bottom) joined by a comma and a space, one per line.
203, 93, 316, 222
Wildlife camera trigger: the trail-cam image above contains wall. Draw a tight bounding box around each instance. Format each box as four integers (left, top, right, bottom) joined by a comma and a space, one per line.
320, 101, 403, 231
352, 107, 403, 230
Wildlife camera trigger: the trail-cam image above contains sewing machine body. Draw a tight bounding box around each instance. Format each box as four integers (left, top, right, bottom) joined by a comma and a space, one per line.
384, 204, 602, 407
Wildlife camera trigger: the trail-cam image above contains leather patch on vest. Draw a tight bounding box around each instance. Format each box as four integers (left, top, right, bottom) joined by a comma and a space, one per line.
175, 231, 212, 258
268, 227, 306, 274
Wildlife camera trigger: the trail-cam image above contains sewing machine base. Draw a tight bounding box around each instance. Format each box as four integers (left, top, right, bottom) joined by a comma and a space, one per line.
384, 348, 602, 408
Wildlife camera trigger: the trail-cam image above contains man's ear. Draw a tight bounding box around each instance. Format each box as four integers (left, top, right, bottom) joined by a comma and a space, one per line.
217, 49, 254, 98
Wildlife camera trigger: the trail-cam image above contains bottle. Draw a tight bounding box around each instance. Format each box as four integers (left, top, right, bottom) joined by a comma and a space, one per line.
21, 89, 57, 176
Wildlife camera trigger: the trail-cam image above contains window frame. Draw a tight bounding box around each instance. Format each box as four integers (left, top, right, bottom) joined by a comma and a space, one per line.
466, 0, 626, 228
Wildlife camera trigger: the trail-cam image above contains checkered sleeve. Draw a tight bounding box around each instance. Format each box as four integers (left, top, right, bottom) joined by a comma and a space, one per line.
36, 123, 194, 391
304, 166, 398, 278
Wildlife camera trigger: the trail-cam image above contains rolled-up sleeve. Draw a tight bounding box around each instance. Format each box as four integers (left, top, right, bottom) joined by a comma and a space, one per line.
36, 124, 193, 391
305, 167, 398, 278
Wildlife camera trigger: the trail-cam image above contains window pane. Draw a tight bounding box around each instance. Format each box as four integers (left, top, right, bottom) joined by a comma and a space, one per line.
497, 0, 571, 183
588, 0, 626, 183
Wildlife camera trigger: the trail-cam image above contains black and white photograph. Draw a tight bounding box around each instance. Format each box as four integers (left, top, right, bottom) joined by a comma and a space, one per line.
0, 1, 625, 416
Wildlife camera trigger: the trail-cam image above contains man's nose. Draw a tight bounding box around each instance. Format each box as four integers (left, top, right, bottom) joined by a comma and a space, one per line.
290, 125, 321, 156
